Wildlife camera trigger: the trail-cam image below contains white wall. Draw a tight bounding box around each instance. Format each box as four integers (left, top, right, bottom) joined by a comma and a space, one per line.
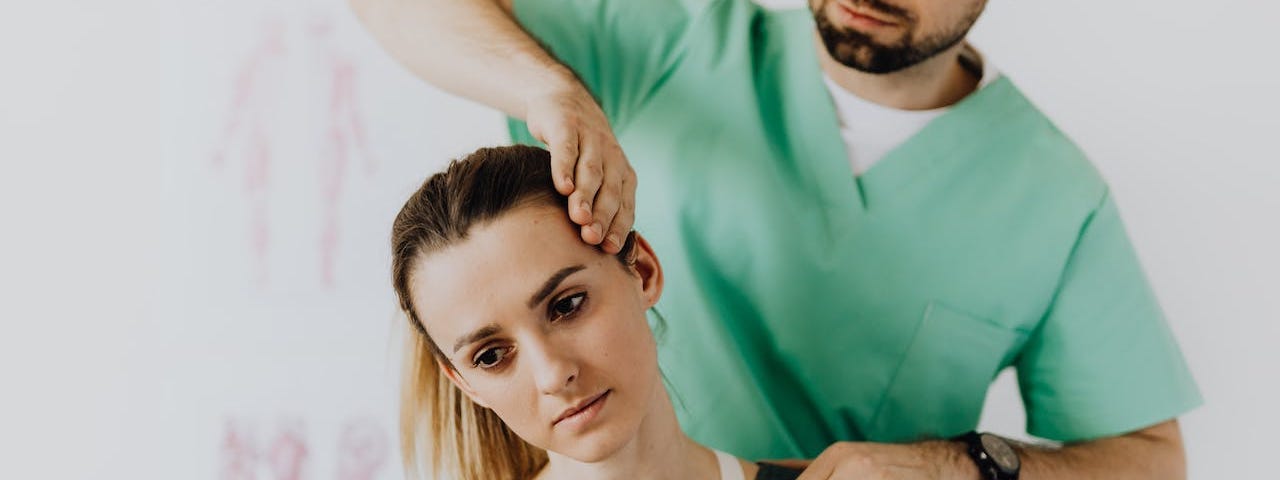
959, 1, 1280, 476
1, 0, 1275, 478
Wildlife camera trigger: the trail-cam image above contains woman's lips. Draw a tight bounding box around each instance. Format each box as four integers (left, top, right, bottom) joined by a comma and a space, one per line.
552, 389, 611, 430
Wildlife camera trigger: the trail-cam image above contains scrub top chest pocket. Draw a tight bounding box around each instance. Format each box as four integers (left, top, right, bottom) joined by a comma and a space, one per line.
867, 301, 1029, 442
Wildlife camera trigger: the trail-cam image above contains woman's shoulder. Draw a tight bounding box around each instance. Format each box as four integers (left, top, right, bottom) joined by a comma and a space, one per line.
714, 449, 803, 480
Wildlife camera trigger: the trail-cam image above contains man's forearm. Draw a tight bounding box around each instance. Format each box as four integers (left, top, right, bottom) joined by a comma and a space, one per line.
935, 420, 1186, 480
348, 0, 581, 118
1018, 419, 1185, 479
351, 0, 640, 249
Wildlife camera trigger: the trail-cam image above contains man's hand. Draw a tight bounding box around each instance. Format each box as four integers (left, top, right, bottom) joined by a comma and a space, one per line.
348, 0, 636, 253
525, 84, 636, 254
770, 441, 973, 480
768, 420, 1186, 480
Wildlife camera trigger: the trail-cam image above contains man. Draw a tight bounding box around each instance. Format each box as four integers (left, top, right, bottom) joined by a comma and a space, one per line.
351, 0, 1201, 477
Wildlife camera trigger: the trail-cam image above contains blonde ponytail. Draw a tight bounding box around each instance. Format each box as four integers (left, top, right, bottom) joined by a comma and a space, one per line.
389, 146, 565, 480
400, 321, 548, 480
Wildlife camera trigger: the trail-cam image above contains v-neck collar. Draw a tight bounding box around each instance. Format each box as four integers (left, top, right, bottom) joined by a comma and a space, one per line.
783, 13, 1028, 213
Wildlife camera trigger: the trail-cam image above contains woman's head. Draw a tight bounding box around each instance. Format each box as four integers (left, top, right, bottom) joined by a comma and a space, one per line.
391, 145, 665, 480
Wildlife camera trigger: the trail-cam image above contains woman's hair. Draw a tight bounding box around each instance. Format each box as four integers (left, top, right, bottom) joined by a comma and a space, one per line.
390, 145, 634, 480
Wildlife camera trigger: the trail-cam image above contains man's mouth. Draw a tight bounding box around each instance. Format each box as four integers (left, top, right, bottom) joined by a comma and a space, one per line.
833, 1, 902, 28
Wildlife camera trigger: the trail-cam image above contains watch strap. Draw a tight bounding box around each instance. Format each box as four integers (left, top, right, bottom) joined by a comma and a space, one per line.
953, 431, 1019, 480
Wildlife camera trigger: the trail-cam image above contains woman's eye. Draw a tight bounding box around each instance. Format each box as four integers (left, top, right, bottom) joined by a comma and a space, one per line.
551, 293, 586, 320
473, 347, 511, 369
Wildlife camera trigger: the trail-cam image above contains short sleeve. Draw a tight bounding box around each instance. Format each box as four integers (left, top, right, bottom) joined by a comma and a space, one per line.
512, 0, 717, 124
508, 0, 721, 142
1017, 190, 1202, 442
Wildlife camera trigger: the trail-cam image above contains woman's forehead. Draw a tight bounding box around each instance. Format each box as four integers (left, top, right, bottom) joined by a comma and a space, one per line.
435, 204, 589, 274
408, 205, 604, 325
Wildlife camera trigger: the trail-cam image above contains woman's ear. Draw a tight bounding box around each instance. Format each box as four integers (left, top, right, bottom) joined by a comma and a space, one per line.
439, 359, 490, 409
629, 233, 664, 308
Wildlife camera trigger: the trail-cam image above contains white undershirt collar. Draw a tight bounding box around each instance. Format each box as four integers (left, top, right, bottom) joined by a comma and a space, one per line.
822, 44, 1000, 176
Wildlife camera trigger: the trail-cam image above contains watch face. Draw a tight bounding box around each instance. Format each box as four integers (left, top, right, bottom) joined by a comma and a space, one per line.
980, 433, 1021, 473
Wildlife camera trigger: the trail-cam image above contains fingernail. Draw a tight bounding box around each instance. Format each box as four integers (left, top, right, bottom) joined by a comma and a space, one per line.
591, 223, 603, 238
580, 201, 591, 215
563, 176, 573, 188
605, 234, 619, 249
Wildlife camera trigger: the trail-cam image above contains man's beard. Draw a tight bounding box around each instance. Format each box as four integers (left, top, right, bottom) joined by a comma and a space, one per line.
813, 0, 982, 74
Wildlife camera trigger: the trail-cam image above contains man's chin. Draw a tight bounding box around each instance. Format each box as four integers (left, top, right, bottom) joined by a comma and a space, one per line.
823, 42, 892, 73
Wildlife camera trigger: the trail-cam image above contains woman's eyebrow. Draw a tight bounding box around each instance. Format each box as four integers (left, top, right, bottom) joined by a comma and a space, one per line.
527, 265, 586, 309
453, 324, 502, 354
451, 265, 587, 355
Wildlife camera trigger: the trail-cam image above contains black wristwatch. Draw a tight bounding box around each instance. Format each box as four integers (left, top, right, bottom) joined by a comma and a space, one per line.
953, 431, 1020, 480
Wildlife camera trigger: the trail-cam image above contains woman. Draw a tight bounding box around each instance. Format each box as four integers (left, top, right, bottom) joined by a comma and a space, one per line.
390, 145, 803, 480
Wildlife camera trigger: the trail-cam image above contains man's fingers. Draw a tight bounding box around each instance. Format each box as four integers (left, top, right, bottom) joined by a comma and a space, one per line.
602, 205, 633, 254
569, 141, 605, 230
793, 458, 833, 480
793, 447, 847, 480
600, 166, 635, 254
546, 129, 579, 196
591, 174, 623, 253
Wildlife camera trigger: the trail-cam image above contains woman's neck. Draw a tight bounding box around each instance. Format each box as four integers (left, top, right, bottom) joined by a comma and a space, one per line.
536, 381, 723, 480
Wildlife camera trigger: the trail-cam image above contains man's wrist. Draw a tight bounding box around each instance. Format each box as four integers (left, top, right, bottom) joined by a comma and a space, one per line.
518, 68, 602, 126
525, 65, 586, 101
923, 439, 982, 480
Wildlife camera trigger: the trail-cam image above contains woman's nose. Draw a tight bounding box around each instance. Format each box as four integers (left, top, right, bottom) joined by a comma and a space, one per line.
526, 338, 579, 395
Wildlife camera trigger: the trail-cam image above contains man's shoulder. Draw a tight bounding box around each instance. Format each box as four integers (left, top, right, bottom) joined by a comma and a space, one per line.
975, 76, 1108, 199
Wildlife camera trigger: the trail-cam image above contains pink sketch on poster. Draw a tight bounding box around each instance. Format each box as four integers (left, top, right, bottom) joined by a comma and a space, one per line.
310, 16, 376, 288
212, 18, 287, 286
221, 418, 261, 480
220, 415, 389, 480
267, 419, 310, 480
212, 15, 376, 288
335, 418, 389, 480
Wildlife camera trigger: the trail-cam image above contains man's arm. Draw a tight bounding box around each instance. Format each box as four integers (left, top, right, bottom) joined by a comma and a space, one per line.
780, 419, 1186, 480
1011, 419, 1185, 479
348, 0, 637, 252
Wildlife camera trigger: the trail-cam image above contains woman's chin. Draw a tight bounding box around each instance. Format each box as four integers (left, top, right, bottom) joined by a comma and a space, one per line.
548, 419, 641, 464
559, 429, 630, 462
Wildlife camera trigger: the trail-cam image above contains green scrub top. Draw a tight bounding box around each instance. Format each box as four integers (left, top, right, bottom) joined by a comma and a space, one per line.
508, 0, 1201, 460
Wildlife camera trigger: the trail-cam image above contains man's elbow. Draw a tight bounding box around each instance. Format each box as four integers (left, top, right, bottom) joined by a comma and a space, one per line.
1132, 419, 1187, 479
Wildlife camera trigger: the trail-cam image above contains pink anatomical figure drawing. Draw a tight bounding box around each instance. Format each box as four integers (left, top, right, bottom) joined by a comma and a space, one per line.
220, 416, 386, 480
310, 16, 375, 288
212, 18, 287, 286
213, 14, 374, 288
